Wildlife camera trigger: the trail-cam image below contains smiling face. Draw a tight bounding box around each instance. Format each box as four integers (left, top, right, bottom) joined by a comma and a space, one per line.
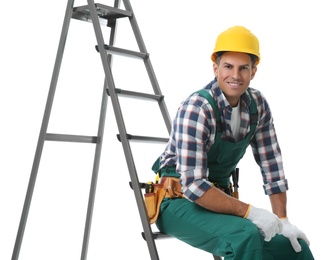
213, 51, 257, 107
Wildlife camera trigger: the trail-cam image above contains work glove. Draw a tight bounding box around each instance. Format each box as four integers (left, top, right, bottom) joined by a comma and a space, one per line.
279, 217, 310, 252
245, 205, 282, 242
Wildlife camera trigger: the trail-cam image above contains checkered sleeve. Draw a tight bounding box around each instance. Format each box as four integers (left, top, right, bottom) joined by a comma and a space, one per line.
250, 91, 288, 195
173, 98, 216, 201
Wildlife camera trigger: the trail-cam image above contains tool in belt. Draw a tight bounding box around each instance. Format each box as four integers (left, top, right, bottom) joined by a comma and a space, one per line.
212, 168, 239, 198
212, 182, 233, 196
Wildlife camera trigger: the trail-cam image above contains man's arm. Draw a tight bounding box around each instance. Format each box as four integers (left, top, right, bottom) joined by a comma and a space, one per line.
269, 192, 287, 218
270, 191, 311, 252
195, 185, 284, 242
195, 186, 249, 217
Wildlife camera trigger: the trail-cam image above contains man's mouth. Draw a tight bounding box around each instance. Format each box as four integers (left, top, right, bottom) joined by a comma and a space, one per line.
228, 82, 241, 88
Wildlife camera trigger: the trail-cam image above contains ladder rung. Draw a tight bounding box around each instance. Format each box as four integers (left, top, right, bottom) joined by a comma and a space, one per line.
116, 134, 169, 143
129, 181, 148, 190
96, 44, 149, 60
72, 3, 132, 25
107, 88, 164, 101
45, 133, 97, 143
141, 231, 170, 241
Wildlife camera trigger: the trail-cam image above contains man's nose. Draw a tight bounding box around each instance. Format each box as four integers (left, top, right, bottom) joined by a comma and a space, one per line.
231, 69, 241, 79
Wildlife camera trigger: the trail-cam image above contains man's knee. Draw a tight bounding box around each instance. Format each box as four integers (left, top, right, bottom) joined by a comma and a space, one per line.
241, 221, 264, 244
297, 239, 314, 258
222, 220, 264, 250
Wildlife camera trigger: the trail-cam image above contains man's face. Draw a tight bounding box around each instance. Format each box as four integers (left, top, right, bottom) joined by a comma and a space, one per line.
213, 52, 257, 107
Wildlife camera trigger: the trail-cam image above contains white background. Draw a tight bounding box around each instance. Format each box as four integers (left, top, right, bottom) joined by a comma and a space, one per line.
1, 0, 330, 259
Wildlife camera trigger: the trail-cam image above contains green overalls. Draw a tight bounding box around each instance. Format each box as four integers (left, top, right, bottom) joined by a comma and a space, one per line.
201, 89, 257, 188
154, 90, 314, 259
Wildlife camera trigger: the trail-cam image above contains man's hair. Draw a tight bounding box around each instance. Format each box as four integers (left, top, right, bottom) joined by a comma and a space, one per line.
215, 51, 258, 68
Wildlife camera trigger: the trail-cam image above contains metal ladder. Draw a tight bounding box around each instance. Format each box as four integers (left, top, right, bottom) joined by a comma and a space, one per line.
12, 1, 223, 259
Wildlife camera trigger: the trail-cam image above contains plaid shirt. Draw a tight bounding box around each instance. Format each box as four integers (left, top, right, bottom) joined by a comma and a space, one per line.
160, 79, 288, 201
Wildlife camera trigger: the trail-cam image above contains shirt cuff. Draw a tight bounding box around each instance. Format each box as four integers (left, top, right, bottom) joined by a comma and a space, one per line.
263, 179, 289, 195
184, 179, 212, 201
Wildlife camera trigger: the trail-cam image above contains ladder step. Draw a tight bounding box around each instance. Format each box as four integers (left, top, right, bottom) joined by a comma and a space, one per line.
129, 181, 148, 190
106, 88, 164, 101
46, 133, 97, 143
96, 44, 149, 60
72, 3, 132, 25
116, 134, 168, 143
141, 231, 170, 241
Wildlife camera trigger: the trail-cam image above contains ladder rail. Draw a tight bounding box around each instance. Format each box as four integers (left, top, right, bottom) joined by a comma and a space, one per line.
122, 0, 172, 133
87, 0, 160, 259
11, 1, 75, 259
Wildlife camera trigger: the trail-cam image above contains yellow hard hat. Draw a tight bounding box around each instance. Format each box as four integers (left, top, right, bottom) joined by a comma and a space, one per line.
211, 26, 260, 65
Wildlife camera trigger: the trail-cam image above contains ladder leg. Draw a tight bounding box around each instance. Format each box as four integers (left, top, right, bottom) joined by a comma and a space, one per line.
80, 80, 109, 260
11, 1, 75, 259
80, 2, 120, 259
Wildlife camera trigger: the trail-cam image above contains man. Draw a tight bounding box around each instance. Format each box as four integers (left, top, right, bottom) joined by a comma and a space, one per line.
153, 26, 314, 259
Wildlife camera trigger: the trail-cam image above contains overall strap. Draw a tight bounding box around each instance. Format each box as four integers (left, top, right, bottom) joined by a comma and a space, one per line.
196, 89, 221, 122
196, 89, 221, 132
247, 90, 258, 126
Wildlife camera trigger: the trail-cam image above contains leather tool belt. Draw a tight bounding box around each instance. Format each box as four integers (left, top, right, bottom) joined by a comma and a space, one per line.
144, 178, 236, 224
144, 177, 183, 224
160, 177, 184, 198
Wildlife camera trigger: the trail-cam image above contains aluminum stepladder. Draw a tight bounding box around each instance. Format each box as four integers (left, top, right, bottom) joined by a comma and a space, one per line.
12, 1, 223, 259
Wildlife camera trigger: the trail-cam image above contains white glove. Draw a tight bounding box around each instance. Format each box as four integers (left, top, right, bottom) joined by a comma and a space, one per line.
245, 205, 282, 242
279, 218, 310, 252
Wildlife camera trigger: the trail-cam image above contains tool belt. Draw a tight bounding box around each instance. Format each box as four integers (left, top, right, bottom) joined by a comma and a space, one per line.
144, 177, 183, 224
144, 178, 237, 224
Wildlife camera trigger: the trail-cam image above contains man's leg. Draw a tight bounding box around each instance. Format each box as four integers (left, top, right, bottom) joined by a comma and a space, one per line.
263, 234, 315, 260
156, 198, 264, 259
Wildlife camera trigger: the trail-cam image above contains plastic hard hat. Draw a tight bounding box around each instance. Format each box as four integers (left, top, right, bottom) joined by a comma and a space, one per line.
211, 26, 260, 65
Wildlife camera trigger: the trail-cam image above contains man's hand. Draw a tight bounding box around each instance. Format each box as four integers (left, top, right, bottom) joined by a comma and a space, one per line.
279, 218, 310, 252
245, 205, 282, 241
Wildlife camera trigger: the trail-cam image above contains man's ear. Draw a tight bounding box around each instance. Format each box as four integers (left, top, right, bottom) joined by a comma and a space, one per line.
213, 62, 218, 77
251, 66, 257, 80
